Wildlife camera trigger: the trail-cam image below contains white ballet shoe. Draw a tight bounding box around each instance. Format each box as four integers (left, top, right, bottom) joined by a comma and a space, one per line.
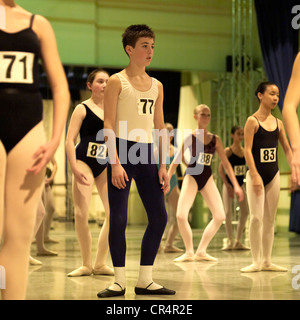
233, 241, 250, 250
67, 266, 93, 277
93, 265, 114, 276
240, 264, 261, 273
261, 264, 287, 272
29, 256, 43, 265
173, 253, 194, 262
194, 253, 218, 262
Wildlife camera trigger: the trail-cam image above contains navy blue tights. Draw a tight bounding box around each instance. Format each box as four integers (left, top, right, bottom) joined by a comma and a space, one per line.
107, 139, 167, 267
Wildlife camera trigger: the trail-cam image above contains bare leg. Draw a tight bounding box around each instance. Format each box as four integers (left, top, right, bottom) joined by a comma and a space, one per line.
0, 122, 46, 299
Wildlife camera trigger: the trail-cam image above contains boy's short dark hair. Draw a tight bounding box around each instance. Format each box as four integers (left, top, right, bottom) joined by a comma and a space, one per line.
122, 24, 155, 55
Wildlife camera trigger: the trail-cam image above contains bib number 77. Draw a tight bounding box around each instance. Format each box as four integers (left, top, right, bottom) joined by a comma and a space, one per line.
138, 99, 154, 115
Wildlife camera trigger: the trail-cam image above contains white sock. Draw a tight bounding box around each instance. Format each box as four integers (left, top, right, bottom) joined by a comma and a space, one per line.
136, 265, 162, 290
109, 267, 126, 291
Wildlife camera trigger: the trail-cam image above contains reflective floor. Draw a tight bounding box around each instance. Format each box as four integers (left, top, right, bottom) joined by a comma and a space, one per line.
27, 221, 300, 301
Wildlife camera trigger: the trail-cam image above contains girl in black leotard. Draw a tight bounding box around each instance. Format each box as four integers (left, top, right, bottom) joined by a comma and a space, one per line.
241, 82, 292, 273
219, 126, 249, 251
168, 104, 244, 263
0, 1, 69, 300
66, 69, 113, 277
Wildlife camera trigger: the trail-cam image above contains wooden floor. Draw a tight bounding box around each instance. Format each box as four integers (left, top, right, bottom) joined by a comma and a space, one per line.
26, 221, 300, 303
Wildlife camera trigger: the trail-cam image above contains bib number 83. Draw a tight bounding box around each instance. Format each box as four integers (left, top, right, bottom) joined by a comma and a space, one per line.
260, 148, 276, 163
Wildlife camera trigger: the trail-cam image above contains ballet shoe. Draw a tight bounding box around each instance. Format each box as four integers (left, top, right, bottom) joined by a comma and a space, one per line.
261, 264, 287, 272
173, 253, 194, 262
36, 250, 58, 256
233, 241, 250, 250
135, 282, 175, 295
194, 253, 218, 262
240, 264, 261, 273
164, 245, 184, 253
93, 265, 114, 276
97, 283, 125, 298
29, 256, 43, 265
222, 244, 233, 251
67, 266, 93, 277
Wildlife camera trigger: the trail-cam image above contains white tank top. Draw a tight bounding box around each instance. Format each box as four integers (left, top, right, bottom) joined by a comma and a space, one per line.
115, 73, 158, 143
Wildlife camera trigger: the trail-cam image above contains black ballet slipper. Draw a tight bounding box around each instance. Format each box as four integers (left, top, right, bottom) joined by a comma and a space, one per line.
97, 283, 125, 298
135, 282, 176, 295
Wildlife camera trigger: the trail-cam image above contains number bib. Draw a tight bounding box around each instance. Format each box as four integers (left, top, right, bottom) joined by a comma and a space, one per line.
197, 153, 213, 166
260, 148, 276, 163
137, 98, 154, 115
86, 142, 107, 159
0, 51, 34, 84
234, 165, 246, 176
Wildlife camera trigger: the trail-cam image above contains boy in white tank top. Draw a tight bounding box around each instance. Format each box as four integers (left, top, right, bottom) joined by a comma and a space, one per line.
97, 24, 175, 298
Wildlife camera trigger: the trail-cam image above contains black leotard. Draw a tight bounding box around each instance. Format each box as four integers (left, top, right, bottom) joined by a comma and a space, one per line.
0, 15, 43, 153
185, 134, 216, 191
252, 117, 279, 186
75, 103, 107, 178
226, 148, 246, 187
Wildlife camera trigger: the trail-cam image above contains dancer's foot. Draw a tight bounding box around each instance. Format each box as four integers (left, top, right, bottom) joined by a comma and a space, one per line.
93, 265, 114, 276
97, 282, 125, 298
261, 263, 287, 272
233, 241, 250, 250
36, 249, 58, 256
194, 253, 218, 262
222, 240, 233, 251
29, 256, 43, 265
135, 282, 175, 295
240, 264, 261, 273
67, 266, 93, 277
173, 253, 194, 262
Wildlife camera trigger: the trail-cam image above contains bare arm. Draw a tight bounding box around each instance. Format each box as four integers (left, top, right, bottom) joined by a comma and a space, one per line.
28, 15, 70, 174
278, 119, 293, 168
45, 156, 58, 186
218, 148, 234, 198
244, 116, 263, 195
216, 136, 244, 202
153, 81, 170, 195
65, 105, 90, 185
282, 52, 300, 184
104, 74, 129, 189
